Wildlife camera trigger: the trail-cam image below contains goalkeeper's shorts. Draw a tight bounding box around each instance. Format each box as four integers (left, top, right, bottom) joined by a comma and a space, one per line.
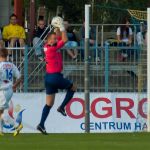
45, 73, 73, 95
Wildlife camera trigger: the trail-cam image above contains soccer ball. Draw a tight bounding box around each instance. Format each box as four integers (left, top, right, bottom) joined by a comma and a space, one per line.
51, 16, 63, 28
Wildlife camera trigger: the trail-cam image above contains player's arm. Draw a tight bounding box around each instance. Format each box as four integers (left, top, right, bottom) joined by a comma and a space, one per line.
12, 64, 23, 92
56, 30, 68, 50
61, 30, 68, 43
54, 24, 68, 43
59, 21, 68, 43
54, 28, 61, 37
13, 76, 23, 92
52, 17, 68, 43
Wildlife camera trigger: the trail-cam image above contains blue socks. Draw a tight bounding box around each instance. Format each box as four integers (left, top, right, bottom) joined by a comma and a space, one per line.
39, 89, 75, 128
60, 90, 75, 109
39, 105, 51, 128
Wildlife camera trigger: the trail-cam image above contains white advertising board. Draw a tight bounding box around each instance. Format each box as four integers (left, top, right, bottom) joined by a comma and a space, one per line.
3, 93, 147, 133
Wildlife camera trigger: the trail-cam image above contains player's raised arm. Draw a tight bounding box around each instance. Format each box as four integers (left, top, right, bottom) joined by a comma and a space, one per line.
61, 30, 68, 43
51, 16, 68, 43
59, 24, 68, 43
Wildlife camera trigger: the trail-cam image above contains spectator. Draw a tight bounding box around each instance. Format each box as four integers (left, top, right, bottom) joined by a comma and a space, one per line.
64, 21, 78, 61
136, 23, 147, 46
79, 21, 99, 61
33, 19, 49, 61
2, 14, 26, 58
0, 29, 4, 49
117, 17, 133, 61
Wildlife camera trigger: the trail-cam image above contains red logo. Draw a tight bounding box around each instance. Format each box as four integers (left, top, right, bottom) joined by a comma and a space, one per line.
66, 97, 147, 119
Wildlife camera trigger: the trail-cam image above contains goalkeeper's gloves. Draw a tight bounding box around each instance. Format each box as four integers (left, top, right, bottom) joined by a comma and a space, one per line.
51, 16, 65, 32
59, 24, 65, 32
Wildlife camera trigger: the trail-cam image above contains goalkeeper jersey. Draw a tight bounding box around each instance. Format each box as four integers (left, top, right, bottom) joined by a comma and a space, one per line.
44, 39, 65, 73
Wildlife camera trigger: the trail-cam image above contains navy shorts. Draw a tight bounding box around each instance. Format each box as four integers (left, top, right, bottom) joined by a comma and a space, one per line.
45, 73, 73, 95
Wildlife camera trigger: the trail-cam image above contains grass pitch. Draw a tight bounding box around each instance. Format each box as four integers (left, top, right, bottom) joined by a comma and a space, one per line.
0, 133, 150, 150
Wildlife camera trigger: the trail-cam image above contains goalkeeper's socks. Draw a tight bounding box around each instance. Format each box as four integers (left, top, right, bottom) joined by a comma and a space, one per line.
39, 105, 51, 128
60, 90, 75, 109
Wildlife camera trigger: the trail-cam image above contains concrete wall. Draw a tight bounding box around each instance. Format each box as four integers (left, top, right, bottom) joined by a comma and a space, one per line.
0, 0, 13, 27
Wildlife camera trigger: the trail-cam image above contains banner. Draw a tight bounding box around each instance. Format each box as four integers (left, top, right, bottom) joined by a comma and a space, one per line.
3, 93, 147, 133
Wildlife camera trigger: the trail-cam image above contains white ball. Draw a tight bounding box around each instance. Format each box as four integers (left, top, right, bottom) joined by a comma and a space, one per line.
51, 16, 63, 28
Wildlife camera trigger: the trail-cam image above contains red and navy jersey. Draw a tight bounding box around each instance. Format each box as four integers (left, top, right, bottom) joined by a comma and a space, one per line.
44, 38, 65, 73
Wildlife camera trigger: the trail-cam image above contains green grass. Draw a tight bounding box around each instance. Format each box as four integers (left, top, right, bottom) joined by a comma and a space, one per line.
0, 133, 150, 150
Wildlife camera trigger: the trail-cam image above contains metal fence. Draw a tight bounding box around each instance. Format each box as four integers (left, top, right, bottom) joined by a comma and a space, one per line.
105, 44, 147, 92
9, 46, 146, 93
5, 24, 147, 93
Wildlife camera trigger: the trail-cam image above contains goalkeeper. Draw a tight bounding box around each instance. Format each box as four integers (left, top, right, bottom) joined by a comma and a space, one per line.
37, 17, 76, 135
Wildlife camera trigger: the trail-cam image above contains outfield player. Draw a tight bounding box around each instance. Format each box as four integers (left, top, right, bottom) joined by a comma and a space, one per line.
0, 48, 22, 136
37, 17, 76, 134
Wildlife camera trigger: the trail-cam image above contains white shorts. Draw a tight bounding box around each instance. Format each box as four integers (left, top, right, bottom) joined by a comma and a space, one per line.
0, 87, 13, 110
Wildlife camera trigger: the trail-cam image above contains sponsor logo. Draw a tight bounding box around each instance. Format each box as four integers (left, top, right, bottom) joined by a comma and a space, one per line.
66, 97, 147, 119
3, 100, 25, 130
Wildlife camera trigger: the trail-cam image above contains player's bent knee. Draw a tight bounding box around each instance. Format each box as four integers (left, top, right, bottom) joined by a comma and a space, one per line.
46, 102, 54, 108
46, 94, 55, 107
